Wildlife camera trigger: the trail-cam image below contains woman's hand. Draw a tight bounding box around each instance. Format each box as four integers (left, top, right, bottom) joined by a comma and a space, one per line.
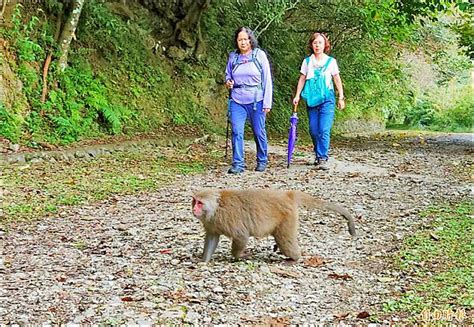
263, 108, 271, 115
292, 96, 300, 105
337, 98, 345, 110
225, 79, 234, 89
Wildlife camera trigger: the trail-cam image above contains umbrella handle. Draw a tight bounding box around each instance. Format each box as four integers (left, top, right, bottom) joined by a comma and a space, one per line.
293, 104, 298, 113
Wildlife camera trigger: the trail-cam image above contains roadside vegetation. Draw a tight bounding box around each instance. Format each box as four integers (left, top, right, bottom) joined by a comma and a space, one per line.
0, 1, 472, 147
380, 201, 473, 323
0, 139, 222, 225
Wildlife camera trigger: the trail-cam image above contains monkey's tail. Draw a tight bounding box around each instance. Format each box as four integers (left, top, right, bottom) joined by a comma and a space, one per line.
293, 191, 356, 236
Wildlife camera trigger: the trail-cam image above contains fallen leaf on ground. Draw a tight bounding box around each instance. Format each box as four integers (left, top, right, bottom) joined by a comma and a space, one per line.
357, 311, 370, 319
269, 267, 301, 278
334, 312, 349, 320
164, 290, 190, 302
346, 172, 361, 178
262, 316, 291, 326
303, 255, 326, 267
328, 273, 352, 280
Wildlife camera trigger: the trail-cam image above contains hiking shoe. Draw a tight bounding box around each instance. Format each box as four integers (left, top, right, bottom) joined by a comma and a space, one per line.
255, 163, 266, 172
228, 166, 244, 174
318, 159, 329, 170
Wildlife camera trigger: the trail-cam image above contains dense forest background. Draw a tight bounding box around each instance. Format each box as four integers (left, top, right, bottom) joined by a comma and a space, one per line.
0, 0, 472, 146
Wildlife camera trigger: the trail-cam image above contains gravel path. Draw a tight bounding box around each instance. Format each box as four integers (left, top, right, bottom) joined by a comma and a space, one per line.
1, 136, 472, 324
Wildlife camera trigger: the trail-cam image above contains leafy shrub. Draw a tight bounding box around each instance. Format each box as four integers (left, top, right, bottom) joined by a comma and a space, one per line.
404, 99, 437, 127
11, 6, 44, 62
1, 0, 472, 146
0, 103, 23, 142
433, 92, 473, 132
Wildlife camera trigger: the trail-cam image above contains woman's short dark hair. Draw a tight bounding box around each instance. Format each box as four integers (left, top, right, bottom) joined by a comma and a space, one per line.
308, 32, 331, 54
234, 27, 259, 52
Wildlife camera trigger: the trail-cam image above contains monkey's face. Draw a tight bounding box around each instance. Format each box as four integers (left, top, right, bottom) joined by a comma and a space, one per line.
192, 194, 219, 222
192, 197, 205, 218
192, 190, 220, 222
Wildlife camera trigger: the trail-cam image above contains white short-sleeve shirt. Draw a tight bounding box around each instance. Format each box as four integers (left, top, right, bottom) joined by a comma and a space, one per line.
300, 54, 339, 81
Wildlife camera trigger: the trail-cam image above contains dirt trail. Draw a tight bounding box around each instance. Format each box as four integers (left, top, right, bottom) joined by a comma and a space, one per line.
0, 135, 472, 324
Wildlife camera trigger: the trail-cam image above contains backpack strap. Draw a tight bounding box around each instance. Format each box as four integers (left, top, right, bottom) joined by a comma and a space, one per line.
306, 55, 332, 70
231, 51, 239, 75
251, 48, 263, 75
231, 48, 263, 76
322, 56, 332, 71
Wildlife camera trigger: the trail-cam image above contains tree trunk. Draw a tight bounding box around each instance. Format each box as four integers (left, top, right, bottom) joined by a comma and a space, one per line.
0, 0, 8, 20
41, 10, 63, 103
165, 0, 210, 49
57, 0, 85, 71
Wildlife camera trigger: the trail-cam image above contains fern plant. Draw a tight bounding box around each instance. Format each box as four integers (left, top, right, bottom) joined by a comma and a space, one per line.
0, 103, 22, 142
98, 105, 122, 134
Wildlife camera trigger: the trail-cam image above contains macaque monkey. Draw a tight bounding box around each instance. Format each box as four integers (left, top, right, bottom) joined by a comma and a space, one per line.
191, 189, 356, 263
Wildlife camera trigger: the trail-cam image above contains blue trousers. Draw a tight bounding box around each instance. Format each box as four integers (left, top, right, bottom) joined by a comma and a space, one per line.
229, 100, 268, 168
307, 99, 335, 161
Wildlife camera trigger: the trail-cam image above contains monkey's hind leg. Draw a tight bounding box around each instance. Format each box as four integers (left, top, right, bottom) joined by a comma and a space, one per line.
273, 220, 301, 261
231, 235, 249, 259
202, 232, 220, 263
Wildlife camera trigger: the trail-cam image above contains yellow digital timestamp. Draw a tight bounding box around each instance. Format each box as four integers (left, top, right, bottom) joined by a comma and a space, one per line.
418, 308, 470, 323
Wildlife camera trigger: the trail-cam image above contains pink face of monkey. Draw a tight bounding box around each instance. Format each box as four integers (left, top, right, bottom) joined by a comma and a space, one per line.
191, 191, 219, 221
192, 197, 204, 218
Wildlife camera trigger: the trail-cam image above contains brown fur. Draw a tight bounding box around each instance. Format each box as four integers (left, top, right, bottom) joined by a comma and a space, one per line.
192, 189, 356, 262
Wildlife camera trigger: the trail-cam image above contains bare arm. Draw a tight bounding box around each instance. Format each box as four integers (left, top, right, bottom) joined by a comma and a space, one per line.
333, 73, 345, 110
292, 74, 306, 105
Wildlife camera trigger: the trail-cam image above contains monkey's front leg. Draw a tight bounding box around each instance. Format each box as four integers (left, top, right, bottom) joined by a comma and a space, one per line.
202, 232, 220, 263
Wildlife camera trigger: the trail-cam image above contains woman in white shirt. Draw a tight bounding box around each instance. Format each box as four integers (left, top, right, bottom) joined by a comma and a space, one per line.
293, 32, 345, 170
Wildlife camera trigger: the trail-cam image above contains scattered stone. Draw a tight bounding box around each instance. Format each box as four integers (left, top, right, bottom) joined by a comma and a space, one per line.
1, 136, 471, 325
8, 144, 20, 152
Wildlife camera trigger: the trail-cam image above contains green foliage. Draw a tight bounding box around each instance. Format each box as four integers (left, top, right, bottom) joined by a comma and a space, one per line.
0, 141, 218, 223
203, 0, 471, 136
0, 2, 168, 144
0, 0, 471, 144
395, 17, 473, 132
395, 0, 472, 23
424, 17, 472, 85
21, 60, 131, 144
403, 86, 473, 132
382, 201, 474, 315
10, 5, 44, 62
0, 103, 23, 142
451, 10, 474, 58
441, 93, 474, 131
79, 1, 129, 57
404, 99, 437, 127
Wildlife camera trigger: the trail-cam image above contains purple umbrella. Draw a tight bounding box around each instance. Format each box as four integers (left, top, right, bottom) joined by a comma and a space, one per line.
287, 104, 299, 168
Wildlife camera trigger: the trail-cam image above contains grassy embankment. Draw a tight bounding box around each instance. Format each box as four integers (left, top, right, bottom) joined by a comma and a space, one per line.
379, 201, 473, 324
0, 139, 224, 226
